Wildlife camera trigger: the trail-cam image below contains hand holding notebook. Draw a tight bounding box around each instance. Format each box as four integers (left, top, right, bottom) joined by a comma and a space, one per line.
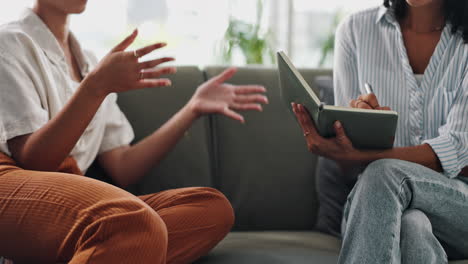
278, 51, 398, 150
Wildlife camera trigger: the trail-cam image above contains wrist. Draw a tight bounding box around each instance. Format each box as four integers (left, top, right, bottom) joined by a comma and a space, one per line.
81, 71, 109, 100
185, 99, 203, 119
182, 101, 201, 122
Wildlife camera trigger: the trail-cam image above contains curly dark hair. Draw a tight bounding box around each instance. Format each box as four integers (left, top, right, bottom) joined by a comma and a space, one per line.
383, 0, 468, 43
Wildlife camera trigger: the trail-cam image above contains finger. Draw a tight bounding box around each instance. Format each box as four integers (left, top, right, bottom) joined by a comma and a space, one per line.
140, 67, 177, 79
231, 103, 263, 112
298, 104, 320, 137
135, 78, 172, 89
358, 94, 380, 109
334, 121, 353, 146
298, 105, 313, 129
292, 103, 301, 120
234, 85, 266, 94
212, 67, 238, 84
135, 43, 167, 58
234, 94, 269, 104
296, 104, 323, 152
377, 106, 392, 111
222, 107, 245, 123
292, 103, 307, 130
350, 99, 358, 108
138, 57, 175, 70
356, 100, 373, 109
111, 29, 138, 53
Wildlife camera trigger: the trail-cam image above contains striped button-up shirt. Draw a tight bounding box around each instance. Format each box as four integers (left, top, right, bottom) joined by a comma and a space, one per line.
333, 6, 468, 178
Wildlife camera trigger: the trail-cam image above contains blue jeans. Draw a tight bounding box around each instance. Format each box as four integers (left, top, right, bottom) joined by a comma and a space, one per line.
339, 159, 468, 264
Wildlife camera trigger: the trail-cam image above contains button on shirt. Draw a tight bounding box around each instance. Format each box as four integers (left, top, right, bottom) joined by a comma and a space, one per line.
334, 6, 468, 178
0, 9, 134, 173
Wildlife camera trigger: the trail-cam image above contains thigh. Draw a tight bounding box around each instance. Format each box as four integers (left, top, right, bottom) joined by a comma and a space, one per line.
0, 168, 137, 263
362, 159, 468, 259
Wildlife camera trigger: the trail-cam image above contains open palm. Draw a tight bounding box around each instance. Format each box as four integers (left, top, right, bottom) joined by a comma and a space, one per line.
189, 68, 268, 123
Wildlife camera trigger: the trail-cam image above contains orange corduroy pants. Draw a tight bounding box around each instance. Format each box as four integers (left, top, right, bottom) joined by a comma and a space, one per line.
0, 153, 234, 264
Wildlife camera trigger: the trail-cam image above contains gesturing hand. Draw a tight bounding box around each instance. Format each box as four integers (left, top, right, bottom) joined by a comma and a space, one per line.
86, 29, 177, 97
292, 103, 361, 162
188, 68, 268, 123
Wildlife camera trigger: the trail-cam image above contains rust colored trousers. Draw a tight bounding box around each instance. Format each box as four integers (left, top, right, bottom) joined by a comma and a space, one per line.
0, 153, 234, 264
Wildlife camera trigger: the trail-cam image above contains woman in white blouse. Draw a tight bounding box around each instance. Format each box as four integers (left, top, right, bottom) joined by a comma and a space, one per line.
293, 0, 468, 263
0, 0, 268, 263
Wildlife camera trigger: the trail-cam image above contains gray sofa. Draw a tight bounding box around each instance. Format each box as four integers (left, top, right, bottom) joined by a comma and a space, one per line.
86, 66, 468, 264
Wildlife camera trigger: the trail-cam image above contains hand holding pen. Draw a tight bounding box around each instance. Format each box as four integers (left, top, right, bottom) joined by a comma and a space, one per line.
349, 82, 391, 110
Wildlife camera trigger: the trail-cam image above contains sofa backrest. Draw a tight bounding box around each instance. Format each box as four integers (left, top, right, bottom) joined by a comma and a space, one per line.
89, 66, 333, 231
117, 66, 215, 193
205, 67, 331, 230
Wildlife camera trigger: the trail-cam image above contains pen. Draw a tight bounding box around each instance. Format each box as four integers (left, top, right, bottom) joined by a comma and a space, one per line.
365, 83, 374, 94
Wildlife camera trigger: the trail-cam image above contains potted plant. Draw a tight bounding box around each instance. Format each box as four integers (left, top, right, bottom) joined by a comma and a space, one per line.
221, 0, 275, 65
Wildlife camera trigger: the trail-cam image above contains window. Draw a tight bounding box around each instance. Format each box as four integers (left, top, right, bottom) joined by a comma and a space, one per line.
1, 0, 379, 68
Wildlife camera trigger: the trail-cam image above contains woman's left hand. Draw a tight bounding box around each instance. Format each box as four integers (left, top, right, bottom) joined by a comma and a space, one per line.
292, 103, 362, 162
188, 67, 268, 123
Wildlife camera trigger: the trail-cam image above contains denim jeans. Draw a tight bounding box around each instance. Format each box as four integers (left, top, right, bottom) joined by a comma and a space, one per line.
339, 159, 468, 264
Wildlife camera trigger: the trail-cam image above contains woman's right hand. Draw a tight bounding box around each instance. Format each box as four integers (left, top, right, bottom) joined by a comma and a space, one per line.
349, 93, 391, 110
85, 29, 176, 98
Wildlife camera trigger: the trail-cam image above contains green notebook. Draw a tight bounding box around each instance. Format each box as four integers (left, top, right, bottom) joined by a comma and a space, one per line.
278, 51, 398, 149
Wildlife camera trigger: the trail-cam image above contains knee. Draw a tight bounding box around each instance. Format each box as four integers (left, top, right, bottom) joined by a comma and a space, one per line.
347, 159, 411, 205
364, 159, 405, 177
194, 187, 235, 235
401, 209, 432, 235
360, 159, 410, 188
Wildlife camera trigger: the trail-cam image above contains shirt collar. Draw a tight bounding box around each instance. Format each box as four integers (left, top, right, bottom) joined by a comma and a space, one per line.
375, 5, 398, 26
375, 5, 453, 41
19, 8, 90, 77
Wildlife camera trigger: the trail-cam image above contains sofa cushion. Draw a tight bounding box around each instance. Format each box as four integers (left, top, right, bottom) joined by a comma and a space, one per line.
205, 67, 332, 230
195, 231, 468, 264
194, 231, 340, 264
116, 66, 214, 194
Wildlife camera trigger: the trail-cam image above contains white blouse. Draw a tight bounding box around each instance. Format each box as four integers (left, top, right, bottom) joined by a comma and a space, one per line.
0, 9, 134, 173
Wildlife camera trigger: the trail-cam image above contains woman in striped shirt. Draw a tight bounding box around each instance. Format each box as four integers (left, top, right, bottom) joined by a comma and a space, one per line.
293, 0, 468, 263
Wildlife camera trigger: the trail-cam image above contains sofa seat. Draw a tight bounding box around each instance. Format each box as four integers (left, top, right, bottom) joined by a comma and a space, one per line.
196, 231, 468, 264
195, 231, 340, 264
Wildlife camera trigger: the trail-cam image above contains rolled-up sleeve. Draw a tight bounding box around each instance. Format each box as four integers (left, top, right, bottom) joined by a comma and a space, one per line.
0, 51, 49, 155
423, 76, 468, 178
333, 15, 361, 107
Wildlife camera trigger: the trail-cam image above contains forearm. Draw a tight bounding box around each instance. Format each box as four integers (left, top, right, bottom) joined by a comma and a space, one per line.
11, 77, 105, 171
356, 143, 442, 172
108, 104, 199, 186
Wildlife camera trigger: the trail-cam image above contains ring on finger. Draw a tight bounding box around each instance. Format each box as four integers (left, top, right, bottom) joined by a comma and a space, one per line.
304, 131, 311, 137
133, 50, 139, 58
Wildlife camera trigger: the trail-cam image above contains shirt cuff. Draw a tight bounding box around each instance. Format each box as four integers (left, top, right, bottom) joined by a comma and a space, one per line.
423, 136, 461, 178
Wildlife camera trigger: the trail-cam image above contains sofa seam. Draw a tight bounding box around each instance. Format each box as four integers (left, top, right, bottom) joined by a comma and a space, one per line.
203, 68, 221, 189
